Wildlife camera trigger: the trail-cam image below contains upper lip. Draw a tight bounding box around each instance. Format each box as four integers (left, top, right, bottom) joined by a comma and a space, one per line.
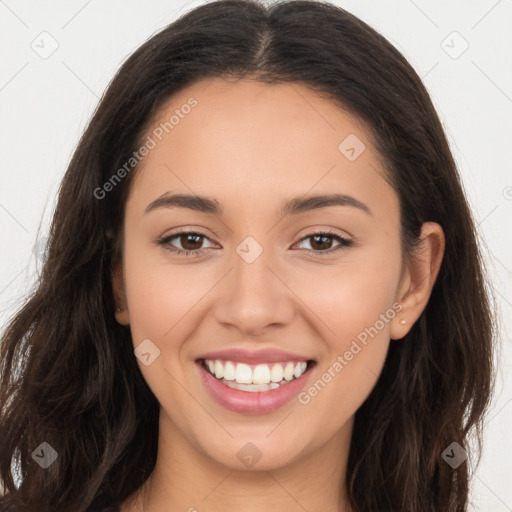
197, 348, 314, 365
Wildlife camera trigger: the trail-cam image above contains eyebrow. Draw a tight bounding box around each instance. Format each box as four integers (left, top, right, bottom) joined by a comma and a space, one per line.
144, 192, 372, 217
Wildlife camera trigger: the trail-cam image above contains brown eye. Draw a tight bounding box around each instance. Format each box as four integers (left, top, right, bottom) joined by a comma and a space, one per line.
309, 234, 335, 251
177, 233, 204, 251
296, 231, 353, 255
158, 230, 215, 256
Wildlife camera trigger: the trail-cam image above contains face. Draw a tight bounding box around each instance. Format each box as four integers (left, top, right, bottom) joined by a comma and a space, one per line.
114, 77, 411, 471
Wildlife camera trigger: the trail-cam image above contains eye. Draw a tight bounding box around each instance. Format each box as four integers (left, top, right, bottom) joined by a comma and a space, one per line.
157, 230, 216, 256
294, 230, 353, 255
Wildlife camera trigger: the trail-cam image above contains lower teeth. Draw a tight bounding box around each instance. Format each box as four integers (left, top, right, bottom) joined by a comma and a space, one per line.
219, 379, 293, 392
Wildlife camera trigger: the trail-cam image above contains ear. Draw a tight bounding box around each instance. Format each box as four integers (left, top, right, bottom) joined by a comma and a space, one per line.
390, 222, 445, 340
112, 261, 130, 326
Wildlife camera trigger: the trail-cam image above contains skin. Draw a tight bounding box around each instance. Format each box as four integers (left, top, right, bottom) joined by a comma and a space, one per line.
113, 77, 445, 512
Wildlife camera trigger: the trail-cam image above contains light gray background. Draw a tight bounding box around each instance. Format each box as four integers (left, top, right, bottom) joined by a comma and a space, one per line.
1, 0, 511, 509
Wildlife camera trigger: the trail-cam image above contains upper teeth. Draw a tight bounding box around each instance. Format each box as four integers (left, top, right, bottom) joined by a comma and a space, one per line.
205, 359, 308, 384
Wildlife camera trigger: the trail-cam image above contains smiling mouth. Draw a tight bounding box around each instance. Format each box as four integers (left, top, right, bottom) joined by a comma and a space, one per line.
198, 358, 317, 392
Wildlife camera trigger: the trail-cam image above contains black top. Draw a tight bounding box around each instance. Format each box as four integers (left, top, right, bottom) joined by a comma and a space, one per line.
1, 502, 122, 511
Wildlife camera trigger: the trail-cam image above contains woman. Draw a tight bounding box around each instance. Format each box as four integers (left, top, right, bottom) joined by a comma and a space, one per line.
0, 0, 496, 511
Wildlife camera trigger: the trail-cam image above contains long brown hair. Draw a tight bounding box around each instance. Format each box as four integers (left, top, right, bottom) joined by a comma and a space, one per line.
0, 1, 496, 511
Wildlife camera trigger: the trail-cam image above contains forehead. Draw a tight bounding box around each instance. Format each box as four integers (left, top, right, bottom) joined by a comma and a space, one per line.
126, 78, 398, 222
150, 77, 370, 166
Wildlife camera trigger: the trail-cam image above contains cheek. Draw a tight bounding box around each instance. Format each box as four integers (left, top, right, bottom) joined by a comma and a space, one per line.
296, 242, 401, 407
301, 240, 402, 342
121, 233, 212, 344
121, 240, 208, 410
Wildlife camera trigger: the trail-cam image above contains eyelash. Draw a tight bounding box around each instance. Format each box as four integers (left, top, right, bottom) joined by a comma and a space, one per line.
157, 229, 354, 257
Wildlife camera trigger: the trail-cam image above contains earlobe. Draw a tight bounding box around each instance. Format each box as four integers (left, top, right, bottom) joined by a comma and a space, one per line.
390, 222, 445, 340
115, 307, 130, 326
111, 263, 130, 326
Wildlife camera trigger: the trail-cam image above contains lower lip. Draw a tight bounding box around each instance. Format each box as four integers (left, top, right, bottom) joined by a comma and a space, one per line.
197, 360, 315, 415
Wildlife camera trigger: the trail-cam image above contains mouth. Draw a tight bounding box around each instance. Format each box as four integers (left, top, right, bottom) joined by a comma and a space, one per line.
195, 357, 317, 415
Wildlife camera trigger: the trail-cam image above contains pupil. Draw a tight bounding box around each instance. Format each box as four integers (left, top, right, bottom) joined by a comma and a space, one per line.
182, 234, 202, 250
312, 235, 331, 250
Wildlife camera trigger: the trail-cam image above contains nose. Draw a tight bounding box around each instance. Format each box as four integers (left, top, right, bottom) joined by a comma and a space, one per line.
213, 240, 295, 336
